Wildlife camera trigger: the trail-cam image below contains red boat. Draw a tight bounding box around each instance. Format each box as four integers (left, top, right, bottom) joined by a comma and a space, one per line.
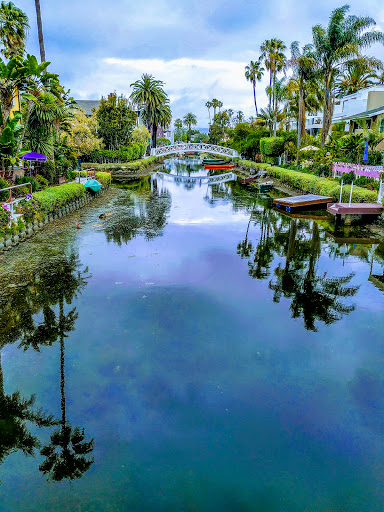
239, 175, 258, 184
185, 151, 196, 155
203, 164, 236, 169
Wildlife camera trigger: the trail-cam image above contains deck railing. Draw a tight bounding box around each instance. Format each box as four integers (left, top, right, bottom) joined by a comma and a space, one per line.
0, 182, 33, 219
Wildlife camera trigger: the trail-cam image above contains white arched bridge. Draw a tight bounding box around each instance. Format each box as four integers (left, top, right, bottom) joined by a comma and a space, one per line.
157, 171, 237, 185
150, 143, 238, 158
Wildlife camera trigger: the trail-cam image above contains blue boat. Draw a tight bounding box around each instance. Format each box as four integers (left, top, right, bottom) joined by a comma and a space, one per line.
84, 179, 102, 193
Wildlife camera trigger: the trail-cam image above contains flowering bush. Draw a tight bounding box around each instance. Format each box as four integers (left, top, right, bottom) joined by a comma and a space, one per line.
0, 203, 11, 232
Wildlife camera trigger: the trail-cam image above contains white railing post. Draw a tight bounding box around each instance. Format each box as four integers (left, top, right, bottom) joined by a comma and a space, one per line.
349, 181, 354, 206
339, 179, 343, 203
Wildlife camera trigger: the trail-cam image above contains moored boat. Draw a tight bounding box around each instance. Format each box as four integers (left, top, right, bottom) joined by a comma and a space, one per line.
202, 158, 227, 164
204, 164, 235, 169
257, 181, 273, 193
239, 175, 258, 184
84, 179, 102, 193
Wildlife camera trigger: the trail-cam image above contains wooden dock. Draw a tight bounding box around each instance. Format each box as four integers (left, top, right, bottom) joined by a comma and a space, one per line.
273, 194, 332, 211
327, 203, 383, 216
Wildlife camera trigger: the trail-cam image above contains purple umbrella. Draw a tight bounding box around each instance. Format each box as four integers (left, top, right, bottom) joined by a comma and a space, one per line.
21, 152, 47, 161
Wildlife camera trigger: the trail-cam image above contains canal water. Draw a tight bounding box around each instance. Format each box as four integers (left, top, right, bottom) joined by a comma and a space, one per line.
1, 156, 384, 511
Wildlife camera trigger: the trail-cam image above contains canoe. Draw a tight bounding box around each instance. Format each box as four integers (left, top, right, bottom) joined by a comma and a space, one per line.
84, 179, 102, 193
204, 164, 235, 169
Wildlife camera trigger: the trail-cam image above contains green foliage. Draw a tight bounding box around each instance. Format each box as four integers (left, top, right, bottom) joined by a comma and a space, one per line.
86, 143, 146, 163
368, 151, 383, 166
33, 183, 85, 213
81, 155, 163, 173
80, 171, 111, 187
38, 160, 56, 184
0, 176, 11, 201
260, 137, 285, 157
95, 93, 137, 150
131, 125, 150, 147
15, 175, 38, 191
0, 203, 10, 232
35, 174, 49, 189
157, 137, 171, 147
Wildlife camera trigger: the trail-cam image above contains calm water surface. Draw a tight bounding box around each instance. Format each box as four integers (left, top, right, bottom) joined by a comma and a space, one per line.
1, 157, 384, 511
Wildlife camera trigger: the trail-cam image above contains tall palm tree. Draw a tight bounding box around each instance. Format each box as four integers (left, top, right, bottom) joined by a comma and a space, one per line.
0, 1, 29, 59
312, 5, 384, 147
245, 60, 264, 116
335, 56, 383, 96
34, 0, 45, 62
236, 111, 244, 124
289, 41, 317, 160
130, 73, 168, 135
260, 39, 286, 111
205, 100, 212, 125
174, 118, 182, 141
183, 112, 197, 142
148, 102, 172, 148
211, 99, 221, 117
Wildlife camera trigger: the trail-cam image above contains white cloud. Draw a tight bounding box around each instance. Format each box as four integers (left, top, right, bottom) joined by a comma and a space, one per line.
71, 57, 270, 126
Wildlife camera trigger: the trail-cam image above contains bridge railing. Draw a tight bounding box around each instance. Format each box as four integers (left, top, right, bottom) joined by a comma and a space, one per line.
157, 171, 237, 184
151, 143, 238, 158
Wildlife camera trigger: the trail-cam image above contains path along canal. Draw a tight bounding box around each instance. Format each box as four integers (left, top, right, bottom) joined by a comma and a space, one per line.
1, 156, 384, 511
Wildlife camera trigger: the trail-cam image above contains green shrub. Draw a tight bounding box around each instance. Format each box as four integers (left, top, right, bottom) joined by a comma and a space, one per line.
38, 160, 57, 184
86, 143, 146, 163
15, 176, 38, 192
260, 137, 285, 157
0, 204, 11, 232
35, 174, 49, 189
81, 155, 164, 174
33, 183, 85, 213
80, 171, 111, 187
157, 138, 171, 147
368, 151, 383, 166
0, 177, 11, 201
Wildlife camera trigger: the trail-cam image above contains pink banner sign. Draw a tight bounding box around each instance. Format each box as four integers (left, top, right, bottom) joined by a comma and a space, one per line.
332, 163, 383, 179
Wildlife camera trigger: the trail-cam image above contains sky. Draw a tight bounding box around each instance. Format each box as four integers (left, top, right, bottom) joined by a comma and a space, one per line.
16, 0, 384, 128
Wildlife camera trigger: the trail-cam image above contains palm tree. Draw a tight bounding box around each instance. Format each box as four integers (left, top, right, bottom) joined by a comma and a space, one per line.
289, 41, 317, 161
148, 102, 172, 148
236, 111, 244, 124
183, 112, 197, 142
312, 5, 384, 147
245, 60, 264, 116
335, 57, 383, 96
0, 1, 29, 59
257, 106, 275, 132
34, 0, 45, 62
260, 39, 286, 110
130, 73, 169, 140
174, 118, 182, 141
211, 99, 221, 117
205, 100, 212, 125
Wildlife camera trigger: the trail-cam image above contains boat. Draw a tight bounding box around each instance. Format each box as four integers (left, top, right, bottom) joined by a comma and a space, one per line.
204, 164, 236, 169
84, 179, 102, 193
202, 158, 227, 164
239, 175, 258, 184
257, 181, 273, 193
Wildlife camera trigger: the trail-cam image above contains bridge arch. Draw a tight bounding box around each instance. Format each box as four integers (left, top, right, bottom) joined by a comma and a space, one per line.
150, 143, 238, 158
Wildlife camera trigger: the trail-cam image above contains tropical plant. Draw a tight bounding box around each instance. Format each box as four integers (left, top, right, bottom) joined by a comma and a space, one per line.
312, 5, 384, 147
335, 57, 383, 96
146, 101, 172, 148
211, 99, 222, 117
245, 60, 264, 116
174, 118, 183, 141
183, 112, 197, 142
260, 38, 287, 111
0, 1, 29, 59
205, 100, 212, 125
66, 109, 103, 157
131, 124, 150, 147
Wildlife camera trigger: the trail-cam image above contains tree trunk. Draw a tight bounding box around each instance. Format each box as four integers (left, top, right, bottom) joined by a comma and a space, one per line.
34, 0, 46, 63
152, 124, 158, 148
253, 82, 258, 116
296, 84, 304, 168
268, 70, 272, 110
321, 81, 334, 148
273, 73, 277, 137
59, 301, 66, 428
208, 109, 211, 125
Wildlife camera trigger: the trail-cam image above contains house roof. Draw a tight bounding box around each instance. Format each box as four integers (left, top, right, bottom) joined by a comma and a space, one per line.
74, 100, 100, 116
333, 105, 384, 122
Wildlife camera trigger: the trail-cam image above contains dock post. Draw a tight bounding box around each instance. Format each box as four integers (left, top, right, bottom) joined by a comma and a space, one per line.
339, 179, 343, 203
349, 181, 354, 206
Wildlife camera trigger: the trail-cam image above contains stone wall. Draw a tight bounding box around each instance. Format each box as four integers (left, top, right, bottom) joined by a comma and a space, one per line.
0, 187, 109, 253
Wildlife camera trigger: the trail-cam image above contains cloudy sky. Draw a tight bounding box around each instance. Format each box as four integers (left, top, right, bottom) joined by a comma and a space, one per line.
16, 0, 384, 127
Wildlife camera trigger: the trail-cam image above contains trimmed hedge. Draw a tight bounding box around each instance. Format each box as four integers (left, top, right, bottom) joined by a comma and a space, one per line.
240, 160, 378, 203
80, 171, 111, 187
81, 156, 164, 174
33, 183, 85, 213
86, 144, 146, 163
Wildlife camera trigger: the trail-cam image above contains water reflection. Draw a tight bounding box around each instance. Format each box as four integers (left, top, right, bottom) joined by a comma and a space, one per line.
104, 180, 171, 244
0, 253, 94, 482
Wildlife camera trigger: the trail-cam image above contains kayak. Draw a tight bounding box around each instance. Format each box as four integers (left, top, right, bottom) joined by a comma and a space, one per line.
84, 179, 102, 193
202, 158, 227, 164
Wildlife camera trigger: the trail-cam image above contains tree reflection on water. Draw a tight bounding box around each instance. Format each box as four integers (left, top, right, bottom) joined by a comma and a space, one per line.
0, 253, 94, 482
232, 186, 359, 331
104, 181, 172, 245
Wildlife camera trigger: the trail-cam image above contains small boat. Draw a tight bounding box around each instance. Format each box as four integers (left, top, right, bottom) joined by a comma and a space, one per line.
239, 175, 258, 184
202, 158, 227, 164
204, 164, 235, 169
84, 179, 102, 193
185, 151, 196, 155
257, 181, 273, 193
